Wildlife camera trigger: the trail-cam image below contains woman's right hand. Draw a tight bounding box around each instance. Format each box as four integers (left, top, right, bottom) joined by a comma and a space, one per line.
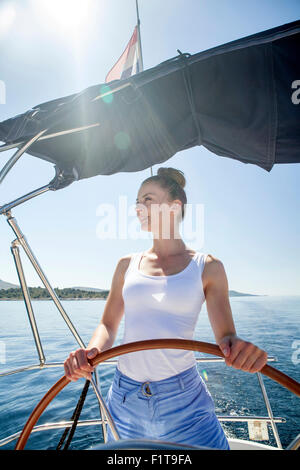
63, 347, 100, 381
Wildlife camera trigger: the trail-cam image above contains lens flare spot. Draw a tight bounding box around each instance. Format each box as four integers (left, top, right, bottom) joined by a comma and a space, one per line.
114, 132, 131, 150
202, 370, 208, 381
99, 84, 114, 104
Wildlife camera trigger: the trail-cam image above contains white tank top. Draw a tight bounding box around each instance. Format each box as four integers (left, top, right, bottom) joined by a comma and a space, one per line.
116, 250, 208, 381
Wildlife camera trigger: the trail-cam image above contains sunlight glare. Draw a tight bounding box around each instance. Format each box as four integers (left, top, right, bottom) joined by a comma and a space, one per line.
34, 0, 93, 36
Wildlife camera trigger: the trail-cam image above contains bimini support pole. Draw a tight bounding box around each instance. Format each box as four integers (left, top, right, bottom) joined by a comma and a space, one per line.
0, 129, 48, 184
11, 239, 46, 367
5, 211, 86, 347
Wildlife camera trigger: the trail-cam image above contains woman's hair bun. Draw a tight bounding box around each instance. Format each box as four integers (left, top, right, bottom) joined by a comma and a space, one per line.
157, 167, 186, 189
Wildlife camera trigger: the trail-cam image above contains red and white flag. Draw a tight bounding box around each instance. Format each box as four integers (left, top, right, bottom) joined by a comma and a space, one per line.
105, 26, 142, 83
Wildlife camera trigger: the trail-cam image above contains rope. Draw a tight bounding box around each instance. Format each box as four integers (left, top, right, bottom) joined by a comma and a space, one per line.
56, 378, 90, 450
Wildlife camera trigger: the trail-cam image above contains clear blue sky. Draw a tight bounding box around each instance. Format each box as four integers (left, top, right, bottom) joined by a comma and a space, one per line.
0, 0, 299, 295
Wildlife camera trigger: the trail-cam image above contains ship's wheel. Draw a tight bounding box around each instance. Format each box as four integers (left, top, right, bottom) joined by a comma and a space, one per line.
15, 339, 300, 450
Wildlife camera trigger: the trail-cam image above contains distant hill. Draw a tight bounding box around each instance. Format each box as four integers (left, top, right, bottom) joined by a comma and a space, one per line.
228, 290, 263, 297
71, 286, 105, 292
0, 279, 19, 290
0, 280, 105, 292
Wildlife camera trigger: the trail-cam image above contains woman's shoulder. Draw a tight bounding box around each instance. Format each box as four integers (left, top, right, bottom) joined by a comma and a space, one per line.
198, 253, 226, 294
203, 253, 223, 266
202, 253, 226, 280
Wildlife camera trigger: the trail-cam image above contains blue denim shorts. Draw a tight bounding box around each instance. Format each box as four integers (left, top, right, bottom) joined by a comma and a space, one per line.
104, 364, 230, 450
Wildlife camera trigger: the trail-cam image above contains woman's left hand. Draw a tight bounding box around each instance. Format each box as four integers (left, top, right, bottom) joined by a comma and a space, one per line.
218, 334, 268, 373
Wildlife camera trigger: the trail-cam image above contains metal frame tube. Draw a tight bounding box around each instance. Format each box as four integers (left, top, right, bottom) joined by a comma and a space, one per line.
0, 363, 63, 378
0, 355, 277, 378
256, 372, 283, 449
6, 213, 86, 348
10, 240, 45, 365
217, 416, 285, 423
0, 419, 105, 447
0, 186, 51, 215
0, 415, 286, 448
0, 129, 48, 184
0, 124, 101, 154
90, 376, 120, 441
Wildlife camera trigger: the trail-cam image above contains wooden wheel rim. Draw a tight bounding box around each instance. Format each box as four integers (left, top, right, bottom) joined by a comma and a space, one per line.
15, 338, 300, 450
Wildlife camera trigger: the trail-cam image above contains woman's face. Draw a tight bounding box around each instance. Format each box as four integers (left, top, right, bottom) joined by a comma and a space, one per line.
135, 182, 182, 235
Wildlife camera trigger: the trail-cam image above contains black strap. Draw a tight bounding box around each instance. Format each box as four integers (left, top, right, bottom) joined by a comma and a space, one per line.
49, 165, 78, 191
177, 50, 203, 146
56, 379, 90, 450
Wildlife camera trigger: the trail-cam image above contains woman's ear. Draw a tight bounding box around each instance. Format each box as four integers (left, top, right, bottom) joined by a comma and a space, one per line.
171, 201, 181, 212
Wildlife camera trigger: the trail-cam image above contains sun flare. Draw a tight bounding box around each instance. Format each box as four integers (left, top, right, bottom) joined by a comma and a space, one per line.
33, 0, 94, 36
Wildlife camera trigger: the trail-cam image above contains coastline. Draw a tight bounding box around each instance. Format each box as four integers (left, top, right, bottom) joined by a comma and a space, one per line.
0, 294, 267, 301
0, 297, 107, 301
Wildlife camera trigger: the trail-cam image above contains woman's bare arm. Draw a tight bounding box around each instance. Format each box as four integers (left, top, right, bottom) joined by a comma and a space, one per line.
87, 255, 131, 351
64, 255, 131, 381
204, 255, 268, 373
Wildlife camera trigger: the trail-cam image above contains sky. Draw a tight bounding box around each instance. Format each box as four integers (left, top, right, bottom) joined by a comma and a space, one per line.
0, 0, 299, 296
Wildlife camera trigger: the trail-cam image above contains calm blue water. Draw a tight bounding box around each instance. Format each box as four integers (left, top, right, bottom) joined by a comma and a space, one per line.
0, 295, 299, 450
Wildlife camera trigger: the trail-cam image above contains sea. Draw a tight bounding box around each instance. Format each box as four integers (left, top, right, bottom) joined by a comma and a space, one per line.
0, 295, 299, 450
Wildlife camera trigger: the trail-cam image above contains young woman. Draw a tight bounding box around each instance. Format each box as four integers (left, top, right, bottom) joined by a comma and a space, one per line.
64, 167, 268, 450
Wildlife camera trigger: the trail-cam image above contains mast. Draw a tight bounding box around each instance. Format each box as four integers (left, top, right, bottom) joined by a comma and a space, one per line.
135, 0, 153, 177
135, 0, 144, 73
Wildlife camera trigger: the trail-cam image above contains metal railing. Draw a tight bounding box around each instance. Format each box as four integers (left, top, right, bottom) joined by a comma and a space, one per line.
0, 356, 285, 449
